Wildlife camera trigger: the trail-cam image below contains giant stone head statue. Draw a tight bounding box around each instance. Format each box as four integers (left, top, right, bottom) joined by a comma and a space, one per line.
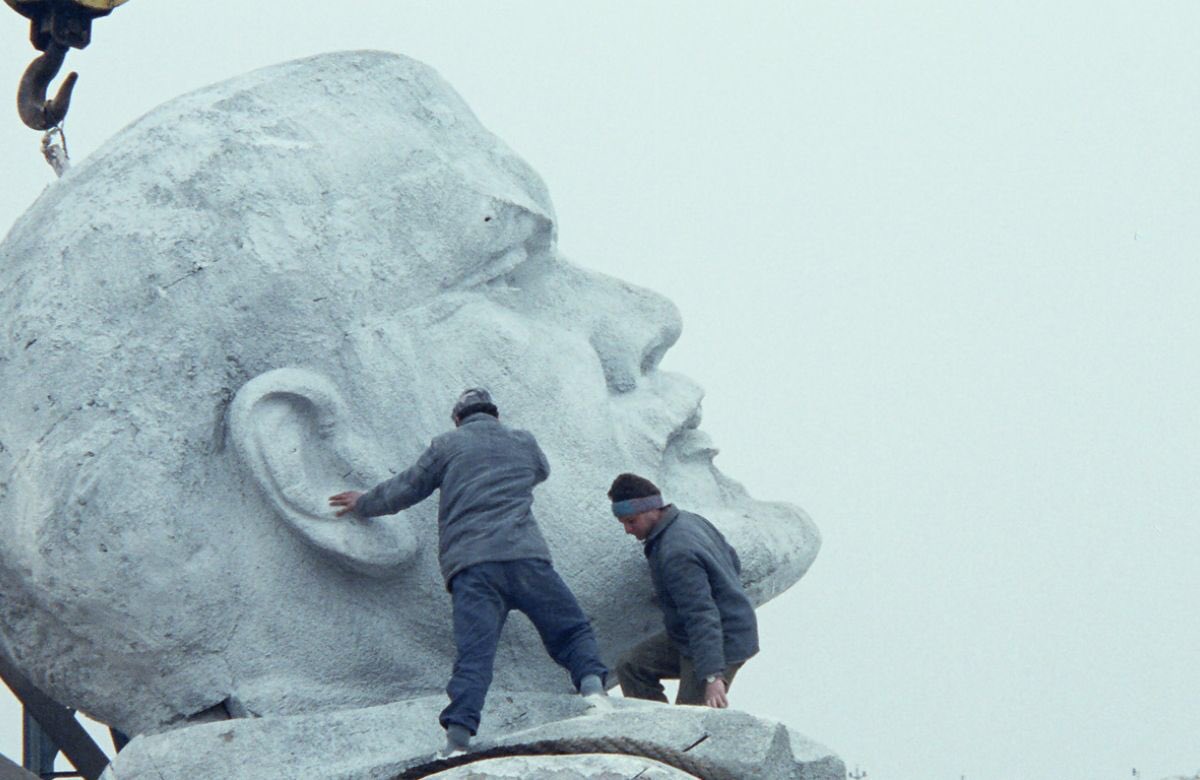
0, 51, 820, 736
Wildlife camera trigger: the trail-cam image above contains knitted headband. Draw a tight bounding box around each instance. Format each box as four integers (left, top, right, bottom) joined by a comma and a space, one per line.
611, 494, 664, 518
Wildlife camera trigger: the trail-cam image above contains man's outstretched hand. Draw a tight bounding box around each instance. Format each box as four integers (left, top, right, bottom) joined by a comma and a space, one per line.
705, 678, 729, 709
329, 491, 364, 518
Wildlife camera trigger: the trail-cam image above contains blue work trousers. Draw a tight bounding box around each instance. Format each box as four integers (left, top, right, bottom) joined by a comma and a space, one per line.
439, 559, 607, 734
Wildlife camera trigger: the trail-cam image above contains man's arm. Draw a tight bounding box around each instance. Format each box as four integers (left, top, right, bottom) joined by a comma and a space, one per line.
662, 552, 728, 705
330, 442, 442, 518
528, 433, 550, 484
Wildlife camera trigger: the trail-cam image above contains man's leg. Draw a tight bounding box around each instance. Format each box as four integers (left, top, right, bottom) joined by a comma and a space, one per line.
676, 657, 745, 706
440, 563, 509, 737
675, 654, 704, 705
615, 633, 680, 703
507, 559, 607, 690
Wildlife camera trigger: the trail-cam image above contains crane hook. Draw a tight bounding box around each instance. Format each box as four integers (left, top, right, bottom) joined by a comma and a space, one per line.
17, 40, 77, 131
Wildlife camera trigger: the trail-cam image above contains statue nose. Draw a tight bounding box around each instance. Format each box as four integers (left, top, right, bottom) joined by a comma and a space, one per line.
591, 286, 682, 395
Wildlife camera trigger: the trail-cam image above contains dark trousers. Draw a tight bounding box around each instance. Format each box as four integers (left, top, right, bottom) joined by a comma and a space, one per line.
616, 633, 744, 706
440, 559, 607, 734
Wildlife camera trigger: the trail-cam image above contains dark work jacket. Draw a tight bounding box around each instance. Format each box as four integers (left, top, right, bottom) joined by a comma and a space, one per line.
643, 505, 759, 678
354, 413, 553, 586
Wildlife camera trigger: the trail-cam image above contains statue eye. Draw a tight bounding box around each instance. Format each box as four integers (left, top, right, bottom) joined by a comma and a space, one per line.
484, 247, 534, 292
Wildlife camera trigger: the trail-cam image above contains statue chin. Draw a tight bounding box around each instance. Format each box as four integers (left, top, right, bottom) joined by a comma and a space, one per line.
0, 48, 821, 751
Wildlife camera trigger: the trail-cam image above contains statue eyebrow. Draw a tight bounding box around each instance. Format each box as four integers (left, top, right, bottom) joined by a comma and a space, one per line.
452, 205, 552, 292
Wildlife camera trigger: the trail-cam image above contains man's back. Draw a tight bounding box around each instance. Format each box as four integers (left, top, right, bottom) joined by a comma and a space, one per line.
432, 413, 552, 582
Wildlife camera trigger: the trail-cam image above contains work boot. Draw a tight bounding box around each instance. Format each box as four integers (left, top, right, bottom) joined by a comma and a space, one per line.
579, 674, 606, 697
579, 673, 611, 710
439, 723, 471, 758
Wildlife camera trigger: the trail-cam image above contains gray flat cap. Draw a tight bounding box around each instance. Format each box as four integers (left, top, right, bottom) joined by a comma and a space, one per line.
452, 387, 494, 420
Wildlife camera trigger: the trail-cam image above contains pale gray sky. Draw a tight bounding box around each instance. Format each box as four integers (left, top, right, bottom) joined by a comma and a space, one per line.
2, 3, 1198, 779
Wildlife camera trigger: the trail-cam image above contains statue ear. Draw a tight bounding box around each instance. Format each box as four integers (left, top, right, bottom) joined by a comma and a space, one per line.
228, 367, 417, 577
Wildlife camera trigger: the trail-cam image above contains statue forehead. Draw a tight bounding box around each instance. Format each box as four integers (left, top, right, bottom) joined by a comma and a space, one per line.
0, 54, 566, 515
0, 50, 554, 313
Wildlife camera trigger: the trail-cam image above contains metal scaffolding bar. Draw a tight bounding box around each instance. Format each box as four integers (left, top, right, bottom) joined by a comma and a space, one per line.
0, 649, 108, 780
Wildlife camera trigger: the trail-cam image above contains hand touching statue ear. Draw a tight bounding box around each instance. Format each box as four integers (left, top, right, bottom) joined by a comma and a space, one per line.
329, 491, 364, 517
229, 367, 417, 577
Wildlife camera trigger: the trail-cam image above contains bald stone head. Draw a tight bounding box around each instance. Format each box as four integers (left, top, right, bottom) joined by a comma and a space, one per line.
0, 51, 820, 735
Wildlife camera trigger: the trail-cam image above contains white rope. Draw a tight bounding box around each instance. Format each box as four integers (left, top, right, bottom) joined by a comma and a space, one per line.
41, 125, 70, 177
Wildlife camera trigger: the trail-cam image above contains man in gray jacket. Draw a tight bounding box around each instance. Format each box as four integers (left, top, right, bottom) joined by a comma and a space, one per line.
607, 473, 758, 709
330, 389, 607, 754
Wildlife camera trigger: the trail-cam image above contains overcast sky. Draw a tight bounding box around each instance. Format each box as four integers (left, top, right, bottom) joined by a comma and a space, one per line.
2, 3, 1198, 779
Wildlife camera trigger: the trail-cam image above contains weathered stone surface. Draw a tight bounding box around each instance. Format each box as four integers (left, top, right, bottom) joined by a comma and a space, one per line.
0, 50, 820, 736
0, 754, 38, 780
100, 693, 844, 780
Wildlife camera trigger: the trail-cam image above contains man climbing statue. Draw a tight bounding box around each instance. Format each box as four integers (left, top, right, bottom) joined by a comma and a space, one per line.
608, 473, 759, 709
329, 389, 608, 756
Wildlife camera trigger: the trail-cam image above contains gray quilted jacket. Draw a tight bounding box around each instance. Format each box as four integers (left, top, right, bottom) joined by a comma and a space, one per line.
643, 505, 760, 678
354, 413, 553, 586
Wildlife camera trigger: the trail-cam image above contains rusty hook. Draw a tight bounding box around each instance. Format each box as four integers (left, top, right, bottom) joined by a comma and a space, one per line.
17, 41, 77, 130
